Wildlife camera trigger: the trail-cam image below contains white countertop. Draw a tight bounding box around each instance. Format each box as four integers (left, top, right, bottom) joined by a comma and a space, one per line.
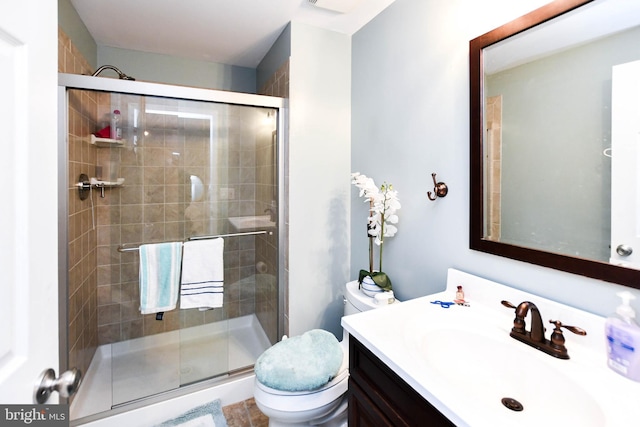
341, 268, 640, 426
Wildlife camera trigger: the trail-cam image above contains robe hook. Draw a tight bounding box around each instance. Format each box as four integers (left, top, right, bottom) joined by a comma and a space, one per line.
427, 173, 448, 201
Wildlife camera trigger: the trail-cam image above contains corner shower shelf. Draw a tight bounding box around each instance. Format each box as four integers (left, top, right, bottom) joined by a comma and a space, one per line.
75, 177, 125, 199
90, 177, 125, 187
90, 134, 125, 147
90, 177, 125, 197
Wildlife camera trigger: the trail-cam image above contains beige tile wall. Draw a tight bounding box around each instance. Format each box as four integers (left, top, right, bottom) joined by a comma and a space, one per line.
59, 28, 98, 383
259, 59, 290, 98
486, 95, 502, 241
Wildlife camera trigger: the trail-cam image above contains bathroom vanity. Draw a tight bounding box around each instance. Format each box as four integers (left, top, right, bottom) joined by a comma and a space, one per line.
348, 336, 454, 426
341, 269, 640, 426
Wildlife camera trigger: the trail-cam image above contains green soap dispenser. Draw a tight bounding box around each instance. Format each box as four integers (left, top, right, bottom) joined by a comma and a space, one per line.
605, 291, 640, 381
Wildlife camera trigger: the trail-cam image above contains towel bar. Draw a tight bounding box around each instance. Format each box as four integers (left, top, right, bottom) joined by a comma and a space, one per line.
117, 230, 272, 253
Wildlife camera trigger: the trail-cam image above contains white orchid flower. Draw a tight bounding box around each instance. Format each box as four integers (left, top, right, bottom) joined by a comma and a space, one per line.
351, 172, 378, 198
386, 214, 399, 224
351, 173, 400, 278
383, 224, 398, 237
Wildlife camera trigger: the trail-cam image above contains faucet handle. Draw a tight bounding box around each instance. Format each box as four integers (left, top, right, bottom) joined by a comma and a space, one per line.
501, 300, 526, 334
548, 320, 586, 358
501, 300, 517, 309
549, 320, 587, 336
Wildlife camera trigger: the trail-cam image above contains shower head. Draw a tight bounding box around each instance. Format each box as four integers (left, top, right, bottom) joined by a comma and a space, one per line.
91, 65, 135, 81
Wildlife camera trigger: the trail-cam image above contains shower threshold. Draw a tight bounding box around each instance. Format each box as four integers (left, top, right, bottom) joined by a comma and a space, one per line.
70, 314, 271, 421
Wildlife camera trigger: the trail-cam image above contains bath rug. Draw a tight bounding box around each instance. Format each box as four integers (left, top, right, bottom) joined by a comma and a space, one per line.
154, 399, 228, 427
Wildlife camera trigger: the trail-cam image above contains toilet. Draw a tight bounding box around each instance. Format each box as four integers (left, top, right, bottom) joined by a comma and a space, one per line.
253, 280, 400, 426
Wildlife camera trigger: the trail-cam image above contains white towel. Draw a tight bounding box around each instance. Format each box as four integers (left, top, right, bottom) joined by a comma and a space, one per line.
180, 238, 224, 310
139, 242, 183, 314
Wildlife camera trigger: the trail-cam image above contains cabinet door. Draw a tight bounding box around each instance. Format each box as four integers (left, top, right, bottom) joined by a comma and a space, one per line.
348, 379, 394, 427
349, 337, 456, 427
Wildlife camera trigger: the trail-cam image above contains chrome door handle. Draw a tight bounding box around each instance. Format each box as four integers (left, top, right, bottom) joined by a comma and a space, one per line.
33, 368, 82, 404
616, 244, 633, 257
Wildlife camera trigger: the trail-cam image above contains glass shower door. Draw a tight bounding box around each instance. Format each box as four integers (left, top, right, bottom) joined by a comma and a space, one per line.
178, 311, 230, 386
111, 333, 181, 405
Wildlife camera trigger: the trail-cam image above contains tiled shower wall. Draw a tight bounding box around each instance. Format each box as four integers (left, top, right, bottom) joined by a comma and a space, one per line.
59, 29, 98, 381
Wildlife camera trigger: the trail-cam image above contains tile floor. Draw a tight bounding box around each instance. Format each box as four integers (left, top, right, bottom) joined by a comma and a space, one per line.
222, 398, 269, 427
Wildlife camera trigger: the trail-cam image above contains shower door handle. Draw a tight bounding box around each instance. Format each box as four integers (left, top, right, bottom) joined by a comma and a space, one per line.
33, 367, 82, 404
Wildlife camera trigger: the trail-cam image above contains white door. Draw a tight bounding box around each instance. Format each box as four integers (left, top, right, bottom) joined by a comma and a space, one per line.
0, 0, 61, 403
610, 60, 640, 269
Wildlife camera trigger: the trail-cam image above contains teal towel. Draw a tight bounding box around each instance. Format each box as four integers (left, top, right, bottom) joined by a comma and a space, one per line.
255, 329, 343, 392
139, 242, 183, 314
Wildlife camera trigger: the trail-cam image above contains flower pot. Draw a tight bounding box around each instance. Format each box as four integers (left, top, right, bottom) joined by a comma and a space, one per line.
360, 275, 385, 297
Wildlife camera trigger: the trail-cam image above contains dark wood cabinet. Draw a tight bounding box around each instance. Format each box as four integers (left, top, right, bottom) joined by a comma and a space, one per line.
348, 336, 456, 427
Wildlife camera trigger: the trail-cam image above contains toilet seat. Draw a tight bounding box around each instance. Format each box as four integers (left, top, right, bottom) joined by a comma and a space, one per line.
255, 329, 344, 392
255, 339, 349, 396
255, 366, 349, 397
254, 370, 348, 415
254, 340, 349, 414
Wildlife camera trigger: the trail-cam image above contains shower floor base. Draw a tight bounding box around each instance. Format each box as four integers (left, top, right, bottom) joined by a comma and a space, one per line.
71, 314, 271, 421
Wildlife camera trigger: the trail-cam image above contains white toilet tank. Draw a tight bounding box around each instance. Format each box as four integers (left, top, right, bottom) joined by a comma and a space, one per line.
343, 280, 400, 316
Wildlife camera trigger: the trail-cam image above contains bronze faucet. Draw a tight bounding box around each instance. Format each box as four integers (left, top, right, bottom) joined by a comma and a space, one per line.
501, 300, 587, 359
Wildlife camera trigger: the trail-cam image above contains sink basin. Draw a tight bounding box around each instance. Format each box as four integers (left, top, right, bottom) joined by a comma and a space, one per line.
419, 328, 606, 426
228, 215, 275, 231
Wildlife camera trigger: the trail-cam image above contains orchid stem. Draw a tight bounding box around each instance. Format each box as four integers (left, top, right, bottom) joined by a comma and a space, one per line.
379, 212, 385, 272
369, 236, 374, 273
368, 200, 374, 272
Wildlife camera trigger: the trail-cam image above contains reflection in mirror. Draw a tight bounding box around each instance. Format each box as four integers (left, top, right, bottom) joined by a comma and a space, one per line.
470, 0, 640, 288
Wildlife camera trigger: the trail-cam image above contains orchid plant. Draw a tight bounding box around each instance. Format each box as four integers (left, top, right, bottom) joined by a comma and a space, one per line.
351, 172, 401, 291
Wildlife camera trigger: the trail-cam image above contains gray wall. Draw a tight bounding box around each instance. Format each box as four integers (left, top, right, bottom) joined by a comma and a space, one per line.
98, 46, 257, 93
58, 0, 97, 68
351, 0, 640, 316
487, 26, 640, 262
288, 22, 351, 338
59, 0, 257, 93
257, 24, 291, 91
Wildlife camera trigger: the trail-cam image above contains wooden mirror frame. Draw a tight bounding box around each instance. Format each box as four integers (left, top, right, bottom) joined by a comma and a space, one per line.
469, 0, 640, 289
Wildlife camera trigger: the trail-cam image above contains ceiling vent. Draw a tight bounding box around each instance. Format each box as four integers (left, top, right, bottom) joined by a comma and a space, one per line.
307, 0, 363, 14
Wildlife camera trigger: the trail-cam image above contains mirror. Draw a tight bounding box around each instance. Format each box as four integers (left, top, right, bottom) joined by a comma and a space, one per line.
470, 0, 640, 288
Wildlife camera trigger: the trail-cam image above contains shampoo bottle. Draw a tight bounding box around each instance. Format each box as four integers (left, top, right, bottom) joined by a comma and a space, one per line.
110, 109, 122, 140
605, 291, 640, 381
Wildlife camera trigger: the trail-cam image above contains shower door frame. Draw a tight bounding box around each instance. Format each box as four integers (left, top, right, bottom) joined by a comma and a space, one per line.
57, 72, 287, 398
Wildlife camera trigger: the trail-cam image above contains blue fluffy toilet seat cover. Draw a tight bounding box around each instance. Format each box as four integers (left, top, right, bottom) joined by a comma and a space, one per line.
255, 329, 343, 392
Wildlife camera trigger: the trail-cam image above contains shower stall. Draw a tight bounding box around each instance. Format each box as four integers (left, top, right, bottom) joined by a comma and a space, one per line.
58, 74, 285, 422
